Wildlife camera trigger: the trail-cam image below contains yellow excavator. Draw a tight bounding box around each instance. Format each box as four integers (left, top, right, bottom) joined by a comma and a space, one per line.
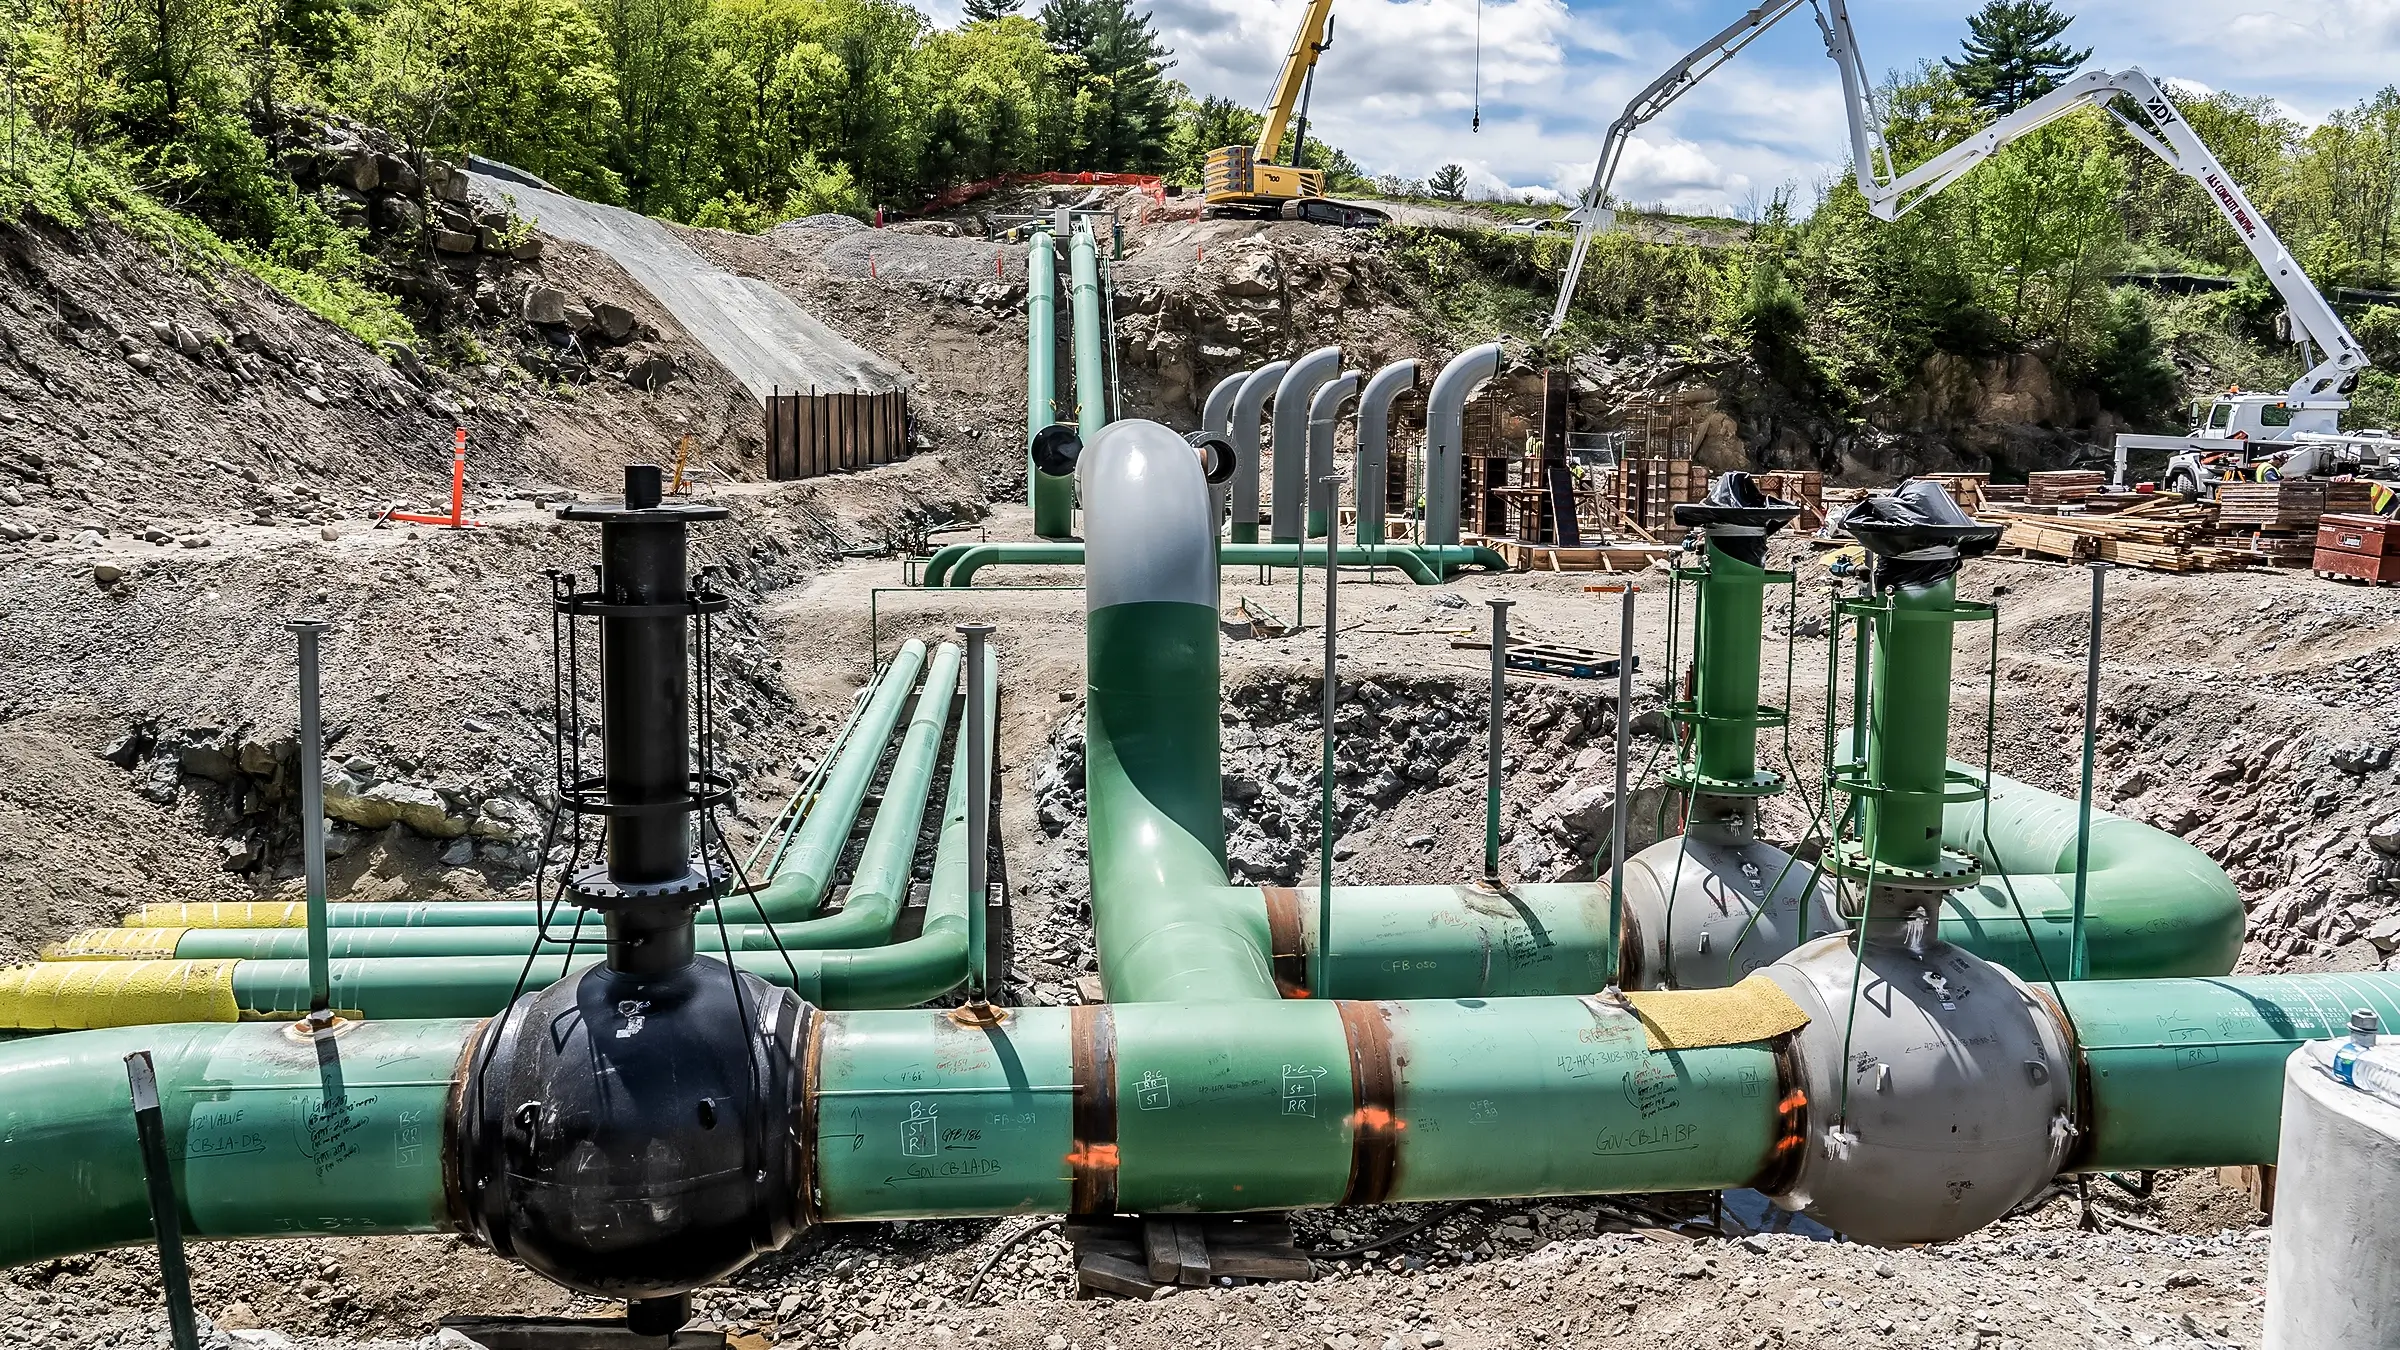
1202, 0, 1387, 227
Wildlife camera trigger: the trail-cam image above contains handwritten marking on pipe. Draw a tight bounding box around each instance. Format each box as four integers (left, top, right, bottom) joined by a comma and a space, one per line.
1135, 1070, 1172, 1110
902, 1101, 939, 1157
1282, 1064, 1328, 1117
1591, 1123, 1703, 1155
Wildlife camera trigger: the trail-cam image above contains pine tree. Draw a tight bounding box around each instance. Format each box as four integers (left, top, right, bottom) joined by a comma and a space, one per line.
1037, 0, 1172, 170
1945, 1, 2091, 115
1427, 162, 1466, 200
961, 0, 1022, 23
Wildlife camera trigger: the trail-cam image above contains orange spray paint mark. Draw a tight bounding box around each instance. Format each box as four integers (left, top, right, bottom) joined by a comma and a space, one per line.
1347, 1106, 1406, 1132
1776, 1091, 1808, 1113
1063, 1142, 1120, 1169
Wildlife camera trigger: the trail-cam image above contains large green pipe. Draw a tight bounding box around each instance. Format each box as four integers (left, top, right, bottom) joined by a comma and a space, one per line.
919, 541, 1507, 588
1863, 579, 1962, 877
2066, 972, 2400, 1170
1028, 229, 1073, 539
0, 1019, 473, 1268
1690, 543, 1771, 788
1069, 223, 1106, 441
1937, 765, 2244, 979
102, 642, 928, 936
812, 994, 1788, 1220
94, 646, 965, 964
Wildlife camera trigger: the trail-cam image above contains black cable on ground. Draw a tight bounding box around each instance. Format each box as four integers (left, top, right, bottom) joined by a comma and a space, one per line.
963, 1218, 1065, 1304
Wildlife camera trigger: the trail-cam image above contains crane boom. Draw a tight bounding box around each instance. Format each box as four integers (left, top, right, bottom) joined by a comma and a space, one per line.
1254, 0, 1338, 164
1546, 0, 1813, 333
1549, 0, 2373, 409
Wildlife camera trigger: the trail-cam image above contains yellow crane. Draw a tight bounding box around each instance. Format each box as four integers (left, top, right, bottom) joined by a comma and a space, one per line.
1202, 0, 1387, 227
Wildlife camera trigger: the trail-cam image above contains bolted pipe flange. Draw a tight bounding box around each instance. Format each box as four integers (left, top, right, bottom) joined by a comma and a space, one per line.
1759, 930, 2075, 1244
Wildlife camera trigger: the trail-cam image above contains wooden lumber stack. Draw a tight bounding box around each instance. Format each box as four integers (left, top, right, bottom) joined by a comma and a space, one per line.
2216, 479, 2379, 529
1487, 539, 1681, 573
1988, 496, 2258, 572
2026, 470, 2107, 506
1982, 483, 2028, 505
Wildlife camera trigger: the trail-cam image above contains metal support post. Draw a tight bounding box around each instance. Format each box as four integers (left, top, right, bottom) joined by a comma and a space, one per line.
287, 619, 333, 1028
1607, 586, 1634, 994
124, 1051, 201, 1350
2070, 563, 2107, 981
960, 623, 995, 1009
1318, 480, 1339, 998
1483, 598, 1514, 885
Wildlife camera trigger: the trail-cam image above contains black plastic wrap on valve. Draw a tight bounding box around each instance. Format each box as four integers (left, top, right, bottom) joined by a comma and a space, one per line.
1672, 470, 1801, 567
1838, 478, 2003, 590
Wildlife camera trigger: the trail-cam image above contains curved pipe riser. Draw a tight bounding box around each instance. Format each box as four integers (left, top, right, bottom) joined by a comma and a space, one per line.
1227, 361, 1290, 542
1354, 359, 1419, 544
1424, 343, 1502, 546
1270, 347, 1343, 544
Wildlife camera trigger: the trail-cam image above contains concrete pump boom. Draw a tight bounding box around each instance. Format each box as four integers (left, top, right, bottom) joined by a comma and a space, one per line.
1551, 0, 2374, 412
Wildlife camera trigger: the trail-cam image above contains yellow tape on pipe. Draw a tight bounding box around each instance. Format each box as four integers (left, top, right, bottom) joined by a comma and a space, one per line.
39, 928, 191, 961
1622, 974, 1811, 1052
0, 959, 241, 1029
123, 902, 307, 929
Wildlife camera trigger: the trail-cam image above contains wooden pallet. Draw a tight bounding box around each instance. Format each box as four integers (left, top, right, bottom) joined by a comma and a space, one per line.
1451, 638, 1640, 679
1071, 1216, 1313, 1297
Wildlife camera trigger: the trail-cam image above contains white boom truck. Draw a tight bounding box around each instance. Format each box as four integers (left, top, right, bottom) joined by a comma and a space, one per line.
1548, 0, 2396, 498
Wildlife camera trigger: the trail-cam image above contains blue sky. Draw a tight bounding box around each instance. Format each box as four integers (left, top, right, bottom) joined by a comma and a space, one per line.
926, 0, 2400, 212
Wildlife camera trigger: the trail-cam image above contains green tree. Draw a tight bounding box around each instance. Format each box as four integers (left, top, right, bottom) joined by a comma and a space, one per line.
1160, 91, 1254, 186
1946, 0, 2089, 115
960, 0, 1020, 20
587, 0, 718, 212
1037, 0, 1171, 171
2086, 290, 2178, 422
1427, 162, 1465, 199
915, 15, 1050, 182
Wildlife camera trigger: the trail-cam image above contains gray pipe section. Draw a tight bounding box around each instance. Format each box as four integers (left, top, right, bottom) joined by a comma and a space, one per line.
1354, 358, 1419, 544
1228, 361, 1290, 544
1306, 370, 1363, 537
1078, 420, 1220, 612
1425, 342, 1503, 546
1271, 346, 1343, 543
1201, 369, 1250, 525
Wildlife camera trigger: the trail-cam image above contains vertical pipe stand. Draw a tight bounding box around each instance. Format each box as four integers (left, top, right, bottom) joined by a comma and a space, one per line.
125, 1050, 202, 1350
2070, 563, 2108, 981
286, 619, 334, 1029
1606, 586, 1634, 995
1318, 482, 1340, 999
1483, 598, 1514, 886
959, 624, 996, 1013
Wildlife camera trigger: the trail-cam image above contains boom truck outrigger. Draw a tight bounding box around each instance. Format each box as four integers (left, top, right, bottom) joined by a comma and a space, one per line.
1549, 0, 2397, 500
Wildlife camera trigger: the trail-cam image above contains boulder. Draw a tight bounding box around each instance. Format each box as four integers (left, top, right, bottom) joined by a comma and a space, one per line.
335, 150, 379, 193
432, 229, 478, 254
591, 302, 638, 342
621, 348, 677, 391
2373, 813, 2400, 858
321, 772, 472, 838
521, 285, 567, 326
374, 153, 420, 196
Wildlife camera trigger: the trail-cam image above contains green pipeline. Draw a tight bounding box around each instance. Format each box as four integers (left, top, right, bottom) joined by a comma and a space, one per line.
106, 644, 964, 964
107, 642, 928, 936
918, 542, 1509, 588
1069, 224, 1106, 441
0, 1019, 473, 1268
1028, 229, 1073, 540
1862, 578, 1963, 876
1688, 544, 1773, 789
0, 651, 995, 1030
1936, 763, 2244, 979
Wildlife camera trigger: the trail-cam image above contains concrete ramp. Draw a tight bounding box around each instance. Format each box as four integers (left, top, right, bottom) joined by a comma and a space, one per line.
469, 169, 908, 403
